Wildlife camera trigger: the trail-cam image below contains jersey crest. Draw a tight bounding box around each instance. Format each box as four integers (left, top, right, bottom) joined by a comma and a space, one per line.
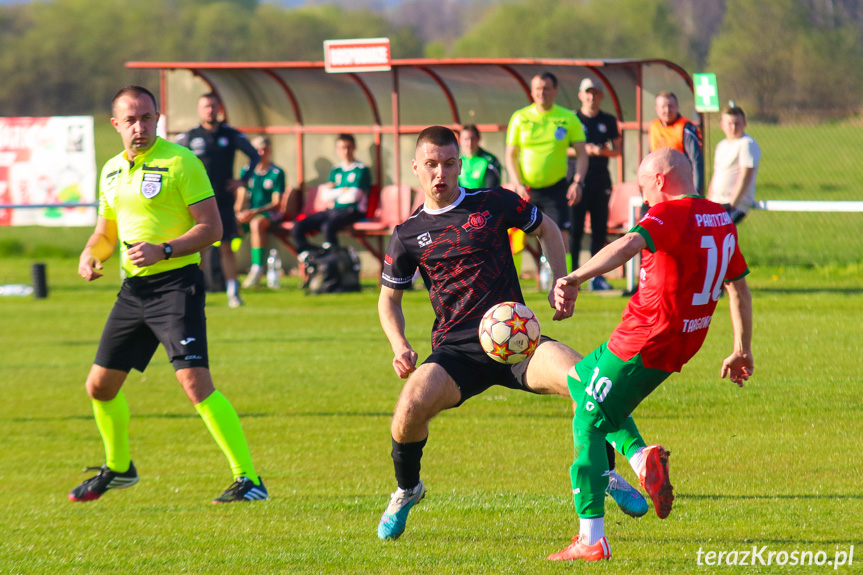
462, 210, 491, 231
190, 137, 206, 155
140, 173, 162, 199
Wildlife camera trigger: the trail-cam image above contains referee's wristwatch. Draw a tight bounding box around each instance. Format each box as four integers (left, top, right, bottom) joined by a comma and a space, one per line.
162, 242, 173, 260
575, 181, 584, 189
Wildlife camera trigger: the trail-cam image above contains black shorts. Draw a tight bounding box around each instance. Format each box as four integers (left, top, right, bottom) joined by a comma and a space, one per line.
424, 336, 556, 407
216, 193, 238, 241
721, 203, 747, 224
94, 265, 209, 373
529, 178, 571, 231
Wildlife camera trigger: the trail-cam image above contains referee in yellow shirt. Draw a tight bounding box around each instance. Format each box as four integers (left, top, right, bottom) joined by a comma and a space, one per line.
71, 86, 267, 504
506, 72, 588, 255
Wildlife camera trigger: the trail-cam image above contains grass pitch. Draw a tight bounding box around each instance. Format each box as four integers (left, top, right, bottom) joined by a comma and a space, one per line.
0, 226, 861, 574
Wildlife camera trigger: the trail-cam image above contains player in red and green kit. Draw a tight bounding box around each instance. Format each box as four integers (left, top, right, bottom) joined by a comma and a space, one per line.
547, 148, 754, 561
237, 136, 285, 287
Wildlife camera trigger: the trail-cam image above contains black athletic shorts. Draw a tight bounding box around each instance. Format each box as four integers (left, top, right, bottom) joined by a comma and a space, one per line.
423, 336, 556, 406
94, 265, 209, 373
215, 193, 239, 241
529, 178, 571, 231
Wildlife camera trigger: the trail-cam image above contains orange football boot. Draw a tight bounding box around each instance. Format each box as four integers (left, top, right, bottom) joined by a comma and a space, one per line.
639, 445, 674, 518
547, 535, 611, 561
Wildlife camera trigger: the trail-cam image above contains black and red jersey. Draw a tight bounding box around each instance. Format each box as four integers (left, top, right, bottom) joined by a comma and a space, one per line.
382, 187, 542, 348
176, 123, 259, 198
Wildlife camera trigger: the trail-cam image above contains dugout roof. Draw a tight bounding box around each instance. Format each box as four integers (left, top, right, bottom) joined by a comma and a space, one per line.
126, 58, 698, 192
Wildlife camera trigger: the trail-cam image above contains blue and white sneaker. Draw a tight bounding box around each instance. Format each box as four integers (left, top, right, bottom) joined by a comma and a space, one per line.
377, 481, 426, 540
212, 476, 268, 503
605, 470, 648, 517
591, 276, 613, 291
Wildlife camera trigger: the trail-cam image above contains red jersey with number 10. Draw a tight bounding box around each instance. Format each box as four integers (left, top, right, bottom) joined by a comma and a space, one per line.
609, 196, 748, 372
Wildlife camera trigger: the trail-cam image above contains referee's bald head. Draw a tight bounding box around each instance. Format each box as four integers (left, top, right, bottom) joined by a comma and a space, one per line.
112, 86, 158, 116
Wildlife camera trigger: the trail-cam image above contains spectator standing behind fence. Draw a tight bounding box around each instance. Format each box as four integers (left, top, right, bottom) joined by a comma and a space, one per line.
293, 134, 371, 259
458, 125, 501, 189
176, 92, 260, 308
649, 91, 704, 195
236, 136, 285, 288
568, 79, 622, 291
708, 106, 761, 224
506, 72, 588, 254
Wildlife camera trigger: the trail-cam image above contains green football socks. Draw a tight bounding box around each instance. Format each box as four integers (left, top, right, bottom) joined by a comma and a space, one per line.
569, 419, 608, 518
195, 390, 260, 485
251, 247, 264, 267
92, 390, 131, 473
606, 415, 647, 460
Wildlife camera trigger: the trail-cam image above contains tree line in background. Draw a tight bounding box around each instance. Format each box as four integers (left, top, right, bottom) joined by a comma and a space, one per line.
1, 0, 861, 121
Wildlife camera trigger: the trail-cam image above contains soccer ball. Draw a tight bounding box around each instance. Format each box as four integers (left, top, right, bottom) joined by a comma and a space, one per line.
478, 301, 541, 364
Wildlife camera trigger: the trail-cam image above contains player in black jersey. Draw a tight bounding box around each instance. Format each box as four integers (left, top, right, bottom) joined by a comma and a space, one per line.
376, 126, 643, 541
177, 93, 259, 307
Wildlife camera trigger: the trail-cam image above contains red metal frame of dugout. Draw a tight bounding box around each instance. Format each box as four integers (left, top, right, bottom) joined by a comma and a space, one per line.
129, 57, 697, 194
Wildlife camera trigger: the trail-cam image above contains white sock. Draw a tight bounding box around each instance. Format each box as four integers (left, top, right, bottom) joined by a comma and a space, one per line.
629, 446, 646, 477
579, 517, 605, 546
226, 279, 239, 296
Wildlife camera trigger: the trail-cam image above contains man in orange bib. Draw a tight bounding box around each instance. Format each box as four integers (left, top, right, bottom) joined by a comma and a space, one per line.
648, 91, 703, 195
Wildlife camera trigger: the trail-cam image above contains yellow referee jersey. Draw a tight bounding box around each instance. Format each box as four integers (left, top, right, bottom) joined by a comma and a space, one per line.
506, 103, 585, 188
99, 137, 214, 277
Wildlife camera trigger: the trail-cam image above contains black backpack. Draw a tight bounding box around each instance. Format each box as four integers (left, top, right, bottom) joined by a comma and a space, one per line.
302, 246, 361, 294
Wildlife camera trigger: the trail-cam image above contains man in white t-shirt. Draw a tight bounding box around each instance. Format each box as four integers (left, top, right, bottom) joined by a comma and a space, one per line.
708, 106, 761, 223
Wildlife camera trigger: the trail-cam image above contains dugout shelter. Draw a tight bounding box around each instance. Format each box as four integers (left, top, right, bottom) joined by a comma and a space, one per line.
126, 57, 698, 274
127, 57, 698, 205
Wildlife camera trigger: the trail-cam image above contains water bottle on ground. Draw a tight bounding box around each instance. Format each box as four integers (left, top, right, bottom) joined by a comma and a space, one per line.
266, 248, 282, 289
0, 284, 34, 297
539, 255, 552, 291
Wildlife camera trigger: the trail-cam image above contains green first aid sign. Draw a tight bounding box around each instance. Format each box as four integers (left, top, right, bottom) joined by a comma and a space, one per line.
694, 73, 720, 112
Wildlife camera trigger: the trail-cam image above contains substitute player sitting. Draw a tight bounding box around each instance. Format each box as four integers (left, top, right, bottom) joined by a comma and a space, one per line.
292, 133, 371, 258
376, 126, 644, 542
237, 136, 285, 288
547, 148, 754, 561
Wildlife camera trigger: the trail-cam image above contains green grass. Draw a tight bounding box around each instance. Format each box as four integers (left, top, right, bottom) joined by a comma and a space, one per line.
740, 121, 863, 202
701, 121, 863, 268
738, 210, 863, 267
1, 114, 855, 573
0, 234, 860, 573
93, 114, 118, 171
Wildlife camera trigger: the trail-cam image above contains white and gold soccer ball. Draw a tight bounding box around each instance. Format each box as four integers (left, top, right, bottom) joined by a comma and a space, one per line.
478, 301, 541, 364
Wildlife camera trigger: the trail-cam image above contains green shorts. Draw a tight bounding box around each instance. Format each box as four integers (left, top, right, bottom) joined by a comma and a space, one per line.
241, 211, 279, 235
570, 342, 671, 433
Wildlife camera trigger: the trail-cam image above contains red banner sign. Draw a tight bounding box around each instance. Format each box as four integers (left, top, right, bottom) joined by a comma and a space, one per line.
324, 38, 391, 73
0, 116, 96, 226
